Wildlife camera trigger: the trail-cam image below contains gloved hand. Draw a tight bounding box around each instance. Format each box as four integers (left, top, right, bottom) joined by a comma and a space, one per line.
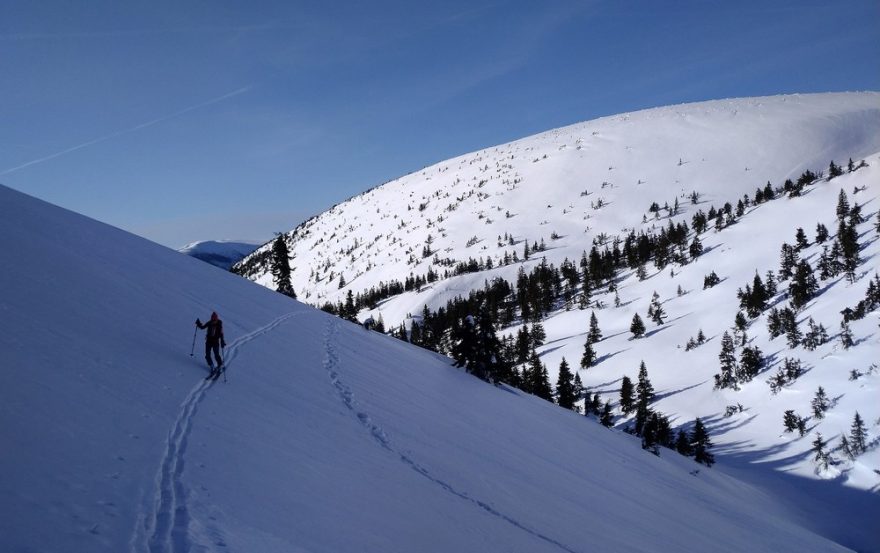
195, 318, 201, 326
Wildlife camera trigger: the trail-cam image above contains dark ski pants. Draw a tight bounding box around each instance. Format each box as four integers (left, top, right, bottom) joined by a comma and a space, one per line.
205, 341, 223, 368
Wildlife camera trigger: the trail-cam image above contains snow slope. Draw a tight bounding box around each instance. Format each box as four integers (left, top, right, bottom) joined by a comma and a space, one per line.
1, 185, 870, 551
234, 92, 880, 498
178, 240, 260, 270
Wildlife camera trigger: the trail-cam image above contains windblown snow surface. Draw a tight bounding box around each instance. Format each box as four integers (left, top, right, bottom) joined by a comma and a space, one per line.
0, 184, 871, 552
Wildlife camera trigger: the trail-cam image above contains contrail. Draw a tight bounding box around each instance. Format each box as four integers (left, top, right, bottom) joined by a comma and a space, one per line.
0, 23, 285, 41
0, 86, 252, 176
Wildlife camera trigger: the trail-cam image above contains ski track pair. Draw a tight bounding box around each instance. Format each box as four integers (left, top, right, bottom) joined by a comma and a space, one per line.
321, 320, 579, 553
133, 311, 303, 553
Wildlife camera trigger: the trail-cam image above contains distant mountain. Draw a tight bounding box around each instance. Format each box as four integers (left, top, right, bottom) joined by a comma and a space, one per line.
179, 239, 261, 269
235, 92, 880, 507
5, 182, 863, 551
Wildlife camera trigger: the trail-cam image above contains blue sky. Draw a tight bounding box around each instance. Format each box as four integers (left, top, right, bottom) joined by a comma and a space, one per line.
2, 0, 878, 248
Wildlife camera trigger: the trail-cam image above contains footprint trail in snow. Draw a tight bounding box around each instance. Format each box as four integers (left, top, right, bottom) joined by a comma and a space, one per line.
321, 320, 580, 553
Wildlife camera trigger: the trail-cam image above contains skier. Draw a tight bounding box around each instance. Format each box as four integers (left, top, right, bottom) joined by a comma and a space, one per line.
196, 311, 226, 378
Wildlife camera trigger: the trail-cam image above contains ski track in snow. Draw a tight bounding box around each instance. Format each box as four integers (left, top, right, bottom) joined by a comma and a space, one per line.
321, 320, 581, 553
135, 311, 302, 553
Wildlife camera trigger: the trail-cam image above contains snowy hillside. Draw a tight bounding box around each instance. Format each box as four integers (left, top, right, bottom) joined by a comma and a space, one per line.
1, 186, 872, 551
235, 92, 880, 498
237, 92, 880, 304
179, 240, 260, 270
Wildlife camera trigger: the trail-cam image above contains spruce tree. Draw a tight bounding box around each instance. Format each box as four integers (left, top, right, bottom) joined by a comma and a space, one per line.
633, 362, 655, 436
343, 291, 357, 322
802, 318, 828, 350
748, 272, 769, 317
703, 271, 720, 289
836, 189, 850, 222
580, 271, 592, 309
790, 260, 819, 310
828, 160, 843, 178
765, 270, 777, 296
838, 219, 860, 283
555, 358, 577, 409
734, 311, 748, 344
630, 313, 646, 339
827, 240, 844, 278
451, 315, 479, 373
815, 223, 829, 243
737, 345, 763, 383
781, 308, 801, 348
689, 236, 704, 259
850, 412, 867, 455
270, 234, 296, 298
514, 326, 531, 365
641, 412, 661, 452
634, 401, 651, 437
796, 416, 807, 437
782, 410, 799, 433
527, 351, 553, 401
714, 331, 738, 390
795, 227, 809, 250
817, 246, 832, 280
531, 322, 546, 348
675, 429, 693, 456
619, 376, 635, 414
691, 418, 715, 466
636, 361, 655, 406
600, 401, 614, 427
588, 311, 602, 343
779, 243, 798, 280
812, 433, 829, 470
474, 308, 509, 383
649, 291, 665, 325
839, 320, 854, 349
581, 336, 597, 369
839, 435, 854, 460
811, 387, 829, 419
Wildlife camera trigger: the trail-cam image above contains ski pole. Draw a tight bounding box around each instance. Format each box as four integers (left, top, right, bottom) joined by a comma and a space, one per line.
190, 326, 198, 356
222, 346, 227, 383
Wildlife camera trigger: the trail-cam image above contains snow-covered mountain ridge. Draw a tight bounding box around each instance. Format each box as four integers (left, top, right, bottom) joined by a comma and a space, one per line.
237, 92, 880, 305
3, 183, 866, 552
234, 93, 880, 505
